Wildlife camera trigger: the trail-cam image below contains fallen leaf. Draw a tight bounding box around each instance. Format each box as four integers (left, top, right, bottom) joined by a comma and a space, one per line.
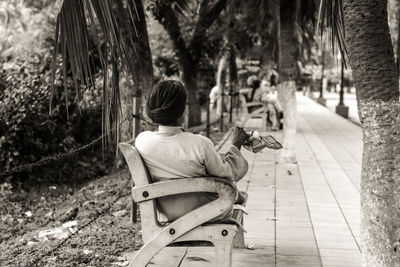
24, 211, 32, 217
83, 249, 93, 255
246, 243, 256, 250
113, 210, 127, 217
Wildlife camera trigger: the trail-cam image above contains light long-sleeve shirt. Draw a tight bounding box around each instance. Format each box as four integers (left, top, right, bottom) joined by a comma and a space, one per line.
135, 125, 248, 221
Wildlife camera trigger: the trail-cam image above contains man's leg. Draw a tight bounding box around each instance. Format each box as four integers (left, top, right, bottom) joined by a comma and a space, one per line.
268, 103, 279, 130
269, 98, 283, 113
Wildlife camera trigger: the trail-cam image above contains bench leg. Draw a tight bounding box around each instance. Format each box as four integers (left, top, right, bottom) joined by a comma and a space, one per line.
129, 248, 154, 267
233, 215, 245, 248
262, 115, 267, 131
212, 238, 234, 267
233, 228, 245, 248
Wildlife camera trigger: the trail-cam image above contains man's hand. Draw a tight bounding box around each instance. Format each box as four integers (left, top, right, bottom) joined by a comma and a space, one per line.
231, 127, 250, 149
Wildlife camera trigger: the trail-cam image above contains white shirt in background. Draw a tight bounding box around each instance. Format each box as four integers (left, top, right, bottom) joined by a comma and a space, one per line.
209, 85, 220, 109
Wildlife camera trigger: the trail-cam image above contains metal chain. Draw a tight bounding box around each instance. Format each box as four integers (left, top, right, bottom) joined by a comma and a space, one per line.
0, 135, 105, 178
0, 104, 234, 178
1, 95, 240, 178
0, 114, 148, 178
26, 178, 131, 267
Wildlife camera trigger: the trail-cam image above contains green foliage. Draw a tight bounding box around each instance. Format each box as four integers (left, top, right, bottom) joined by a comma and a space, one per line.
148, 18, 180, 80
0, 52, 111, 185
0, 182, 22, 219
0, 0, 56, 61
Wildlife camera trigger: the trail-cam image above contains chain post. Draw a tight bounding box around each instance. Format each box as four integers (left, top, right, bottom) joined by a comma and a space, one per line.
236, 90, 239, 116
130, 97, 140, 224
219, 90, 224, 132
229, 90, 233, 123
206, 97, 211, 137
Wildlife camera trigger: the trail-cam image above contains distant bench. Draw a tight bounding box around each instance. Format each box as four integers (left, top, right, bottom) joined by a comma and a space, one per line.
119, 143, 248, 267
239, 90, 284, 131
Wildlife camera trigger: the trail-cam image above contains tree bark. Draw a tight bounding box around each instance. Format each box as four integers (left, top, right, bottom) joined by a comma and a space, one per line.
216, 54, 227, 116
118, 0, 153, 142
359, 102, 400, 267
278, 20, 298, 163
397, 2, 400, 72
343, 0, 400, 265
181, 64, 202, 127
344, 1, 399, 103
277, 81, 297, 163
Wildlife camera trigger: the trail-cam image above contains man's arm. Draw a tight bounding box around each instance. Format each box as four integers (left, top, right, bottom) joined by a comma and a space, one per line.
204, 142, 248, 182
203, 128, 249, 181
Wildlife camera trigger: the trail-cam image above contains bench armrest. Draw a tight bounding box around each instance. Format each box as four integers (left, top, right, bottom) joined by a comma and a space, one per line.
246, 101, 267, 108
132, 177, 238, 203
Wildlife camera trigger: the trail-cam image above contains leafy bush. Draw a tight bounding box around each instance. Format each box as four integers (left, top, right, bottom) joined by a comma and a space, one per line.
0, 51, 112, 186
0, 0, 56, 60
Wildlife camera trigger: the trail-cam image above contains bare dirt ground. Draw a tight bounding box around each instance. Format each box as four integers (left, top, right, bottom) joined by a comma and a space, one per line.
0, 111, 239, 267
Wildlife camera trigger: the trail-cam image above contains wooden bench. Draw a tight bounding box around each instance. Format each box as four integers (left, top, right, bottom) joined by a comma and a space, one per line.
119, 143, 248, 267
239, 91, 269, 131
239, 90, 283, 130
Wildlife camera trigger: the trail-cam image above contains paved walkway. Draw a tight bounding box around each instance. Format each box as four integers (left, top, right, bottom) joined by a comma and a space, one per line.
310, 91, 360, 125
127, 93, 362, 266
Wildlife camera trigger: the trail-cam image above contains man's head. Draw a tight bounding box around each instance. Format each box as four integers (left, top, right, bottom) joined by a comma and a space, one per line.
146, 80, 187, 126
246, 75, 258, 86
247, 75, 260, 89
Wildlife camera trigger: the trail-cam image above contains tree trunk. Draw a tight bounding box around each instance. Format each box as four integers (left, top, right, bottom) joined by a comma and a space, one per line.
359, 102, 400, 267
118, 0, 153, 142
343, 0, 400, 265
278, 21, 298, 163
277, 81, 297, 163
181, 64, 202, 127
153, 1, 227, 127
216, 54, 227, 116
397, 2, 400, 73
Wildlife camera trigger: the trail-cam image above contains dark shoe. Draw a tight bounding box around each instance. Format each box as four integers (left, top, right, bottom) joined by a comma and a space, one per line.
235, 191, 248, 205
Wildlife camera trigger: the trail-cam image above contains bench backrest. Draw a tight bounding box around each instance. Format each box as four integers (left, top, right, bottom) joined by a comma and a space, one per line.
118, 143, 162, 241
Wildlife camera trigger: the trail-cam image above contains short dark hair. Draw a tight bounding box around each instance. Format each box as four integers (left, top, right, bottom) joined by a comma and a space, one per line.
251, 79, 260, 89
250, 79, 260, 101
146, 80, 187, 125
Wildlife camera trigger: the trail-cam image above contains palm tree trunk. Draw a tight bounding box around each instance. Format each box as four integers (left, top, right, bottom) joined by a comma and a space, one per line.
397, 2, 400, 73
216, 53, 227, 116
181, 64, 202, 127
117, 0, 153, 142
278, 21, 297, 163
343, 1, 400, 266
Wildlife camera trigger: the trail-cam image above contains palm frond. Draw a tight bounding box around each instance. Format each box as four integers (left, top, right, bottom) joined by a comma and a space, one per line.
51, 0, 92, 119
51, 0, 148, 148
318, 0, 348, 67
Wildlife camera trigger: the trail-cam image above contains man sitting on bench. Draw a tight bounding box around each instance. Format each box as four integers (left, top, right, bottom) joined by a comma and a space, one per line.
248, 75, 283, 131
135, 80, 249, 222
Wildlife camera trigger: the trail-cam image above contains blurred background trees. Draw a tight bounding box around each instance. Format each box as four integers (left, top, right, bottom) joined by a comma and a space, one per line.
150, 0, 227, 126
